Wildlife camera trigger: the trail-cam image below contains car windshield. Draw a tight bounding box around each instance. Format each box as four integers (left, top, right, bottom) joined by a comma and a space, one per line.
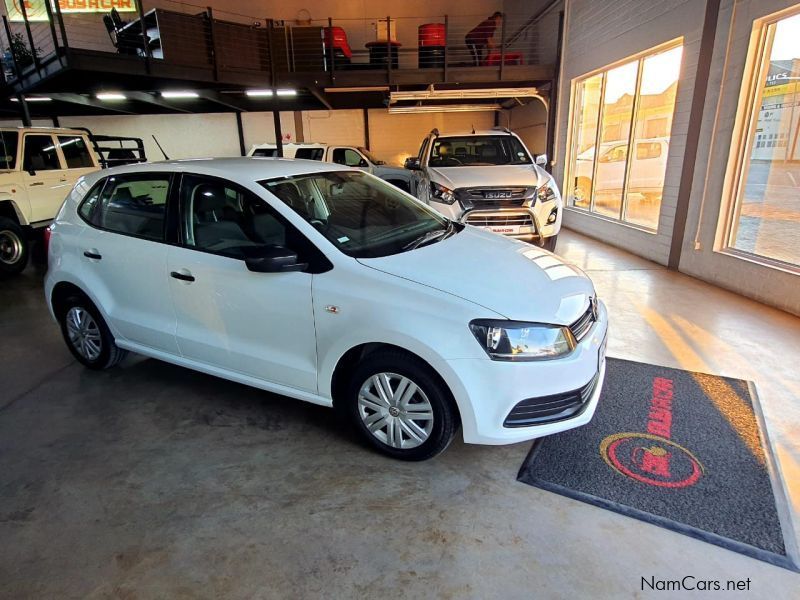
429, 135, 532, 167
358, 147, 385, 165
0, 131, 19, 170
260, 171, 454, 258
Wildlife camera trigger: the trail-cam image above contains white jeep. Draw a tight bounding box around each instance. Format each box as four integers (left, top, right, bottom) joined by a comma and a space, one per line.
0, 127, 145, 277
248, 142, 414, 193
404, 128, 562, 251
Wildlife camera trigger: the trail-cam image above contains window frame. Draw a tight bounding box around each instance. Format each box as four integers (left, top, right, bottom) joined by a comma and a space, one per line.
175, 172, 332, 273
563, 38, 683, 231
22, 133, 65, 173
57, 135, 96, 170
717, 5, 800, 274
76, 172, 176, 244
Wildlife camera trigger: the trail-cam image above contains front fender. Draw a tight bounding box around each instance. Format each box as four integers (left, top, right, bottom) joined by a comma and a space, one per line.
0, 195, 29, 226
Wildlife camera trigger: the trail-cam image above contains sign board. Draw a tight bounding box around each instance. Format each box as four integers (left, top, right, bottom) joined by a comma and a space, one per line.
4, 0, 137, 22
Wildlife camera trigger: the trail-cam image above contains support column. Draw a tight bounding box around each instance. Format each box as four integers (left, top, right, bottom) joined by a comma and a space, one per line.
294, 111, 304, 143
17, 94, 31, 127
273, 109, 283, 157
363, 109, 370, 150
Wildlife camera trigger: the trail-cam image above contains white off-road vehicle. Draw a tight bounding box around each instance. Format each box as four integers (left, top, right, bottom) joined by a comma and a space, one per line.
0, 127, 145, 277
405, 128, 562, 251
248, 142, 414, 192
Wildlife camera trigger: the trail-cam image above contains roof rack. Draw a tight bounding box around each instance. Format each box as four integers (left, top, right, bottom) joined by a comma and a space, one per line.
491, 126, 511, 134
430, 128, 440, 136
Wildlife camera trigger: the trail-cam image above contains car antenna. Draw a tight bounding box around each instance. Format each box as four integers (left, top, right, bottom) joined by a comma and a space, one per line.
471, 124, 475, 134
152, 135, 170, 160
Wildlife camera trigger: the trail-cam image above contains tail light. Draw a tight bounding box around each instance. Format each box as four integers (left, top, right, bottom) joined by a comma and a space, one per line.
43, 224, 52, 261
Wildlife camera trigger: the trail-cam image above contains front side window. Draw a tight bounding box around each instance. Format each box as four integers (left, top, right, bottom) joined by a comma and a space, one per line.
260, 171, 451, 258
566, 43, 683, 230
23, 134, 61, 172
0, 131, 19, 170
58, 136, 94, 169
725, 10, 800, 267
93, 174, 169, 241
429, 136, 531, 167
332, 148, 364, 167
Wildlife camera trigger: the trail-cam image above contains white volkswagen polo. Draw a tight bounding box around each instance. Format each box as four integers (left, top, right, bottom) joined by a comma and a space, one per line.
45, 158, 608, 460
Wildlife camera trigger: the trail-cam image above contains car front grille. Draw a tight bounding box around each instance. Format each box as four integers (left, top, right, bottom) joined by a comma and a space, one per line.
569, 300, 596, 343
456, 187, 531, 208
503, 373, 600, 428
465, 213, 533, 227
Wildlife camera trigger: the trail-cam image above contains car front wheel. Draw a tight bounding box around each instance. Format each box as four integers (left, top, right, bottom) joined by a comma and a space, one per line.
58, 295, 127, 370
0, 217, 29, 278
539, 234, 558, 253
346, 350, 459, 460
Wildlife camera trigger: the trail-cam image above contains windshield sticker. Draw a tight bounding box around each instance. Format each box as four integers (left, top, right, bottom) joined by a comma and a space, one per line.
337, 236, 350, 243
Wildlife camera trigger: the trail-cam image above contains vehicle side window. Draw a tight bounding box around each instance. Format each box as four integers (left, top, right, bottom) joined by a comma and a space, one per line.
295, 148, 324, 161
93, 174, 170, 241
0, 131, 19, 169
252, 148, 278, 157
58, 136, 94, 168
23, 135, 61, 172
77, 179, 107, 222
180, 174, 292, 259
636, 142, 662, 160
332, 148, 364, 167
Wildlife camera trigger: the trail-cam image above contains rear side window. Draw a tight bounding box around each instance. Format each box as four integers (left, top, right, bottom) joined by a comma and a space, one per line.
252, 148, 278, 157
58, 136, 94, 168
92, 174, 170, 241
0, 131, 19, 169
636, 142, 662, 160
294, 147, 324, 161
23, 134, 61, 171
78, 179, 107, 222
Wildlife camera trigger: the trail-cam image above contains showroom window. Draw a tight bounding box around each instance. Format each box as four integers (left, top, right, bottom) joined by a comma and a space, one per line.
566, 42, 683, 230
723, 8, 800, 268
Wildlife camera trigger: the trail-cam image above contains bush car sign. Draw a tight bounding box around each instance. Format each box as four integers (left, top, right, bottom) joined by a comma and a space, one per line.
5, 0, 136, 22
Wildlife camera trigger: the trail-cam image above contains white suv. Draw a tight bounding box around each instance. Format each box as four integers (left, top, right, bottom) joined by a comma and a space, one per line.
45, 158, 607, 460
406, 128, 562, 251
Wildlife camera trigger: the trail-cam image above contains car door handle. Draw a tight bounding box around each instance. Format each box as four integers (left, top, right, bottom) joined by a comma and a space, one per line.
83, 250, 102, 260
170, 270, 195, 282
29, 182, 44, 187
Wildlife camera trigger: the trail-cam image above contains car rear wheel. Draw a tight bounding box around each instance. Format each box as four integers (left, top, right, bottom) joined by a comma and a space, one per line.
58, 295, 127, 370
0, 217, 29, 278
346, 350, 458, 460
539, 234, 558, 253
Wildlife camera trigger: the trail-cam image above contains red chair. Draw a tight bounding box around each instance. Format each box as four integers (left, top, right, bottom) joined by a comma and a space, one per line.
483, 51, 524, 67
324, 26, 352, 68
418, 23, 445, 68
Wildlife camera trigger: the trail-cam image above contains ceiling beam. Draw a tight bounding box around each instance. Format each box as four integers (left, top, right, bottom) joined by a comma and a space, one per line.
48, 93, 136, 115
196, 90, 249, 112
308, 86, 332, 110
126, 91, 192, 113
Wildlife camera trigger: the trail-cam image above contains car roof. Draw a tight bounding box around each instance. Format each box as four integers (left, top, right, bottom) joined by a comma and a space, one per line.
436, 130, 518, 138
0, 126, 87, 135
97, 157, 353, 181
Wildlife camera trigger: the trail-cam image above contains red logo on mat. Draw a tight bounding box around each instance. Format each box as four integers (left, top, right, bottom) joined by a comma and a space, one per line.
599, 377, 705, 488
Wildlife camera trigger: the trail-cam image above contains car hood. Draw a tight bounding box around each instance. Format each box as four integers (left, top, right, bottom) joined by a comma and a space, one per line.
357, 227, 595, 324
428, 164, 547, 189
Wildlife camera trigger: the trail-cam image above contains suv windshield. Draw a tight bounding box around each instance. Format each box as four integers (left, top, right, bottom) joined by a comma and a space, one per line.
0, 131, 19, 170
260, 171, 454, 258
429, 135, 531, 167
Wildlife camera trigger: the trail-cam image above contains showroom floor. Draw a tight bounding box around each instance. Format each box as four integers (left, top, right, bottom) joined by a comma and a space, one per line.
1, 230, 799, 598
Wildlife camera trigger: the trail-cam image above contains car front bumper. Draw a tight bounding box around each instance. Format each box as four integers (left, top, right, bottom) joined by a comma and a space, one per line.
437, 300, 608, 445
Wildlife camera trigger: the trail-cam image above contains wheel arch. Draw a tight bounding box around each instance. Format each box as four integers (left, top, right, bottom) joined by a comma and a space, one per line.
50, 281, 92, 320
0, 199, 26, 226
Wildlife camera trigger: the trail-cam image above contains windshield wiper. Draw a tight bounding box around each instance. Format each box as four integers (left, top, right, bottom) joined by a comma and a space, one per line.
402, 221, 455, 251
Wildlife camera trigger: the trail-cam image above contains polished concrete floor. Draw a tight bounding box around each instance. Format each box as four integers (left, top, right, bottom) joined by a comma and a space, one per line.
1, 230, 799, 598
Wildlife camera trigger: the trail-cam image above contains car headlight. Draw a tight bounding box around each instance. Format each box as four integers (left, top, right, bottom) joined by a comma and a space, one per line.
469, 320, 573, 361
430, 182, 457, 204
537, 180, 558, 204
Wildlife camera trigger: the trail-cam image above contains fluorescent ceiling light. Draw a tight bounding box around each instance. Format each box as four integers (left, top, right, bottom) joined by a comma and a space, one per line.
276, 89, 297, 96
10, 96, 52, 102
246, 89, 273, 97
97, 92, 127, 101
162, 90, 199, 99
388, 104, 501, 114
390, 87, 539, 103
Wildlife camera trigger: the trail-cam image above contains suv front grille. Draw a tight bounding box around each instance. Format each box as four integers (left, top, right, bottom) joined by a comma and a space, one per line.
503, 373, 599, 428
465, 213, 533, 227
569, 300, 596, 343
456, 187, 531, 208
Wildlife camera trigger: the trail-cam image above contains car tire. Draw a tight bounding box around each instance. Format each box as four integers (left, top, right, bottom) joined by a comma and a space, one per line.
0, 217, 29, 278
346, 349, 459, 461
58, 294, 128, 370
539, 234, 558, 253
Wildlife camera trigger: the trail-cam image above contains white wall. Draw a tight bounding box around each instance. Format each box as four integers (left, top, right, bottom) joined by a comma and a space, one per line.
679, 0, 800, 316
506, 99, 548, 155
553, 0, 705, 265
302, 110, 366, 147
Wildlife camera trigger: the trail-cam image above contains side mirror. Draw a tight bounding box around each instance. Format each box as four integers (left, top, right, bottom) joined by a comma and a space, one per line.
244, 245, 308, 273
404, 157, 421, 170
535, 154, 548, 167
358, 158, 369, 168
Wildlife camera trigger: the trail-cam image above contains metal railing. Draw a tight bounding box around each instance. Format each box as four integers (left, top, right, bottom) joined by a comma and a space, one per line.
0, 1, 557, 88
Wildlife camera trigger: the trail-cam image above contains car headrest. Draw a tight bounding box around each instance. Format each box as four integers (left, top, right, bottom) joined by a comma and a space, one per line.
193, 184, 228, 212
479, 144, 498, 158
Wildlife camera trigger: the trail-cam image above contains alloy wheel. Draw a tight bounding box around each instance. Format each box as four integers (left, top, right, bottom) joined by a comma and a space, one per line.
357, 372, 434, 449
65, 307, 102, 362
0, 229, 23, 265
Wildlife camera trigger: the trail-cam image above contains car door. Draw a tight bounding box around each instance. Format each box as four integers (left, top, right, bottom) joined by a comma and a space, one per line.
412, 136, 431, 203
21, 133, 72, 223
56, 133, 99, 184
166, 173, 318, 393
78, 172, 180, 354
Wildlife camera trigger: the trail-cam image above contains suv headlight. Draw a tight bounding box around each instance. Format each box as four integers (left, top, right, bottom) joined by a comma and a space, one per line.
537, 181, 558, 204
469, 320, 573, 361
430, 182, 457, 204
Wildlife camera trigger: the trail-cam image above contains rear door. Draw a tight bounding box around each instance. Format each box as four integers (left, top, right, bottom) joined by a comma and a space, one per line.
56, 133, 99, 183
78, 172, 179, 354
21, 133, 71, 222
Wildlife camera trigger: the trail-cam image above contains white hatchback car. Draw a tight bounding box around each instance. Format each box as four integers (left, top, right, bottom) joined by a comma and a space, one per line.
45, 158, 608, 460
